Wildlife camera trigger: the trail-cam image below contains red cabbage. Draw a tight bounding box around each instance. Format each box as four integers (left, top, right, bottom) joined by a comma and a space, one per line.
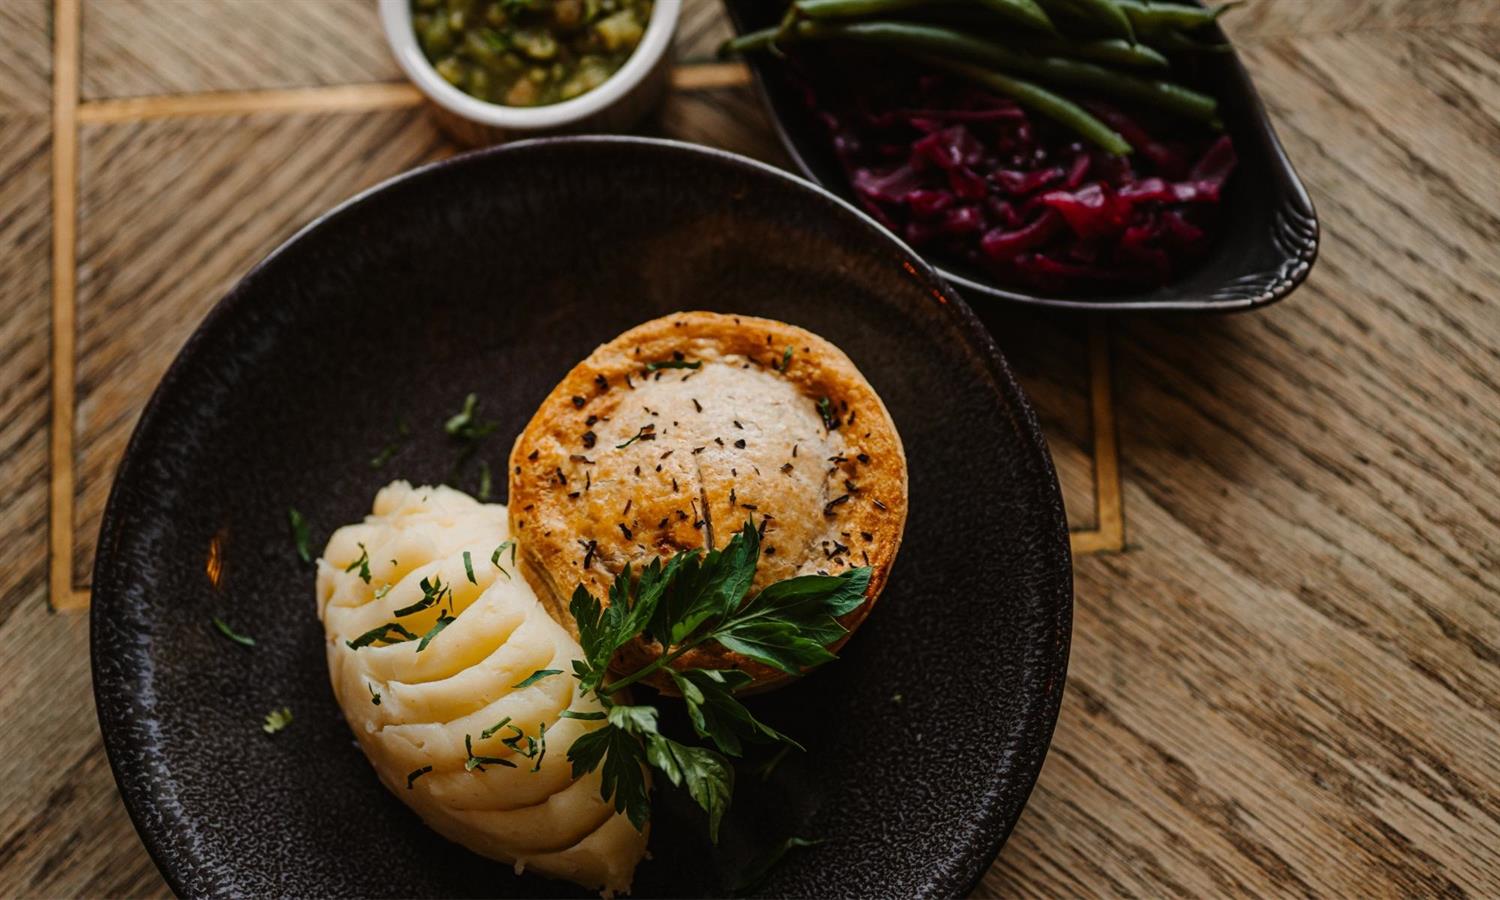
799, 59, 1236, 294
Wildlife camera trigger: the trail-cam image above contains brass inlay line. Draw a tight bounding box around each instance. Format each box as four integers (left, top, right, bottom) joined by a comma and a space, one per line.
50, 0, 84, 612
1074, 316, 1124, 554
75, 64, 754, 124
1091, 318, 1124, 550
670, 61, 751, 90
77, 82, 424, 123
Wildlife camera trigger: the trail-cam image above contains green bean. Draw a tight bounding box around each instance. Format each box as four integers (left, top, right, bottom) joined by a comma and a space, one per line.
794, 21, 1219, 122
1067, 0, 1135, 41
1034, 0, 1132, 41
1146, 28, 1233, 54
975, 0, 1055, 32
722, 26, 779, 55
1116, 0, 1234, 31
911, 52, 1130, 154
795, 0, 1055, 33
796, 0, 932, 19
1023, 36, 1168, 68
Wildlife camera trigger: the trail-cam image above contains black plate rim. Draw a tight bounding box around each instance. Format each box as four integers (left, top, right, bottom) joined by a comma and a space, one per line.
722, 7, 1321, 313
90, 134, 1073, 898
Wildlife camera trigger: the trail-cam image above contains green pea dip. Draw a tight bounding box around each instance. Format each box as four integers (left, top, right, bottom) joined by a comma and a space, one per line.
412, 0, 655, 107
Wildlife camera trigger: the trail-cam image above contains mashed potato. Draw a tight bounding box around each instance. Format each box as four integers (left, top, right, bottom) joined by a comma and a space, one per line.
317, 482, 647, 895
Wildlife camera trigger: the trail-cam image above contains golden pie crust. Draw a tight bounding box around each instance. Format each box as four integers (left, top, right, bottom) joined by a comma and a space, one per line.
508, 311, 908, 691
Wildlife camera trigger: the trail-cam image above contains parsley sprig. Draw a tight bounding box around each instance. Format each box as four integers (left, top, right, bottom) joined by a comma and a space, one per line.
564, 519, 869, 840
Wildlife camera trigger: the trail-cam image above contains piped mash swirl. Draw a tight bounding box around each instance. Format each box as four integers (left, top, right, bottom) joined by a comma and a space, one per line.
318, 482, 647, 895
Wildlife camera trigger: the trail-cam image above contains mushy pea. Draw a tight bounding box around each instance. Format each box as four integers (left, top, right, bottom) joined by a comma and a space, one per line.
412, 0, 653, 107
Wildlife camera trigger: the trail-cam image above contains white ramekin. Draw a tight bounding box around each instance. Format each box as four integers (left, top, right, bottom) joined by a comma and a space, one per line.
380, 0, 681, 144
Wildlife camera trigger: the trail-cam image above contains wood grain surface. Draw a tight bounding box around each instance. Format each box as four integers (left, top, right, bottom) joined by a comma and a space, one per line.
2, 0, 1497, 896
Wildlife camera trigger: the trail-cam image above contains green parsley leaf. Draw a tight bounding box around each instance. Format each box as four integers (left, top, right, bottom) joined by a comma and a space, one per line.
559, 709, 607, 720
370, 417, 410, 469
479, 716, 513, 740
750, 568, 871, 618
727, 836, 823, 895
262, 707, 293, 734
477, 460, 493, 501
463, 550, 477, 584
369, 444, 397, 469
345, 542, 371, 583
346, 621, 418, 649
645, 733, 734, 842
416, 614, 455, 652
407, 765, 432, 789
712, 622, 836, 675
567, 723, 651, 830
466, 754, 516, 772
490, 540, 516, 578
615, 424, 657, 449
394, 575, 449, 617
607, 704, 660, 735
570, 559, 678, 694
465, 733, 518, 771
569, 581, 641, 694
577, 520, 862, 686
752, 744, 793, 781
650, 522, 759, 647
444, 392, 498, 441
562, 517, 871, 842
288, 508, 311, 563
531, 721, 548, 773
712, 567, 872, 675
645, 358, 702, 372
499, 724, 530, 754
816, 396, 839, 431
212, 616, 255, 648
670, 668, 800, 757
512, 668, 563, 689
778, 345, 793, 371
444, 441, 482, 488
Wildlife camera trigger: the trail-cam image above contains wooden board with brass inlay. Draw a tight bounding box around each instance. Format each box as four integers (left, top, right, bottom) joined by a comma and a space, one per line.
9, 0, 1498, 896
79, 0, 401, 99
71, 108, 456, 584
53, 0, 1117, 601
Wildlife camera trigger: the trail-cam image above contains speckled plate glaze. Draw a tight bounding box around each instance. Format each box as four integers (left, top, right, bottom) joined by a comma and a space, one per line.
722, 0, 1320, 312
91, 137, 1072, 898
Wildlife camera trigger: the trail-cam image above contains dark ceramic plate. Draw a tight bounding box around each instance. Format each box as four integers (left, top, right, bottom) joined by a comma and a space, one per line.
722, 2, 1319, 311
91, 137, 1072, 898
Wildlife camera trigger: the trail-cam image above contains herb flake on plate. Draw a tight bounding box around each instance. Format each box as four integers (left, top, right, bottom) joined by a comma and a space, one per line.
262, 707, 293, 734
212, 616, 255, 648
444, 392, 498, 441
288, 507, 311, 563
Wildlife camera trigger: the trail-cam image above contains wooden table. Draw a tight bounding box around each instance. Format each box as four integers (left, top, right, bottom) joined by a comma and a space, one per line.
3, 1, 1497, 895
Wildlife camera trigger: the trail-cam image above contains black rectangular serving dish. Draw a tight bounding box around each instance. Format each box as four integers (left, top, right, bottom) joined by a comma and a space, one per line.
722, 0, 1319, 311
